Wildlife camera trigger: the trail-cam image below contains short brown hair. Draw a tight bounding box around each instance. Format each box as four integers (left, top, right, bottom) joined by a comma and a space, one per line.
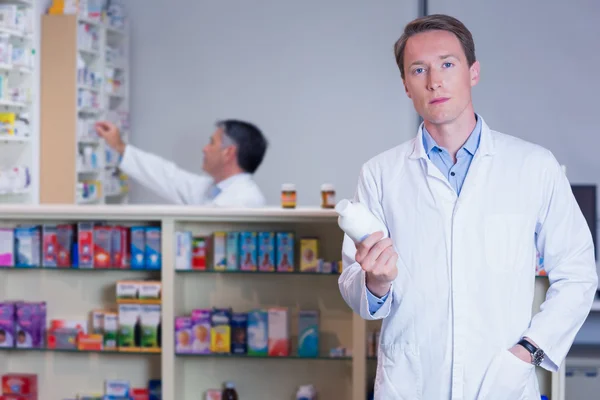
394, 14, 476, 79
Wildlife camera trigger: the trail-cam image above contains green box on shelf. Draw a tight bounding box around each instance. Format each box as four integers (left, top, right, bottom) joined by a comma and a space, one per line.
118, 303, 141, 351
141, 304, 161, 352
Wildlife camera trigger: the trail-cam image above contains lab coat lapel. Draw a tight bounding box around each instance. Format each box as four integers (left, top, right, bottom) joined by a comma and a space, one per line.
455, 118, 496, 205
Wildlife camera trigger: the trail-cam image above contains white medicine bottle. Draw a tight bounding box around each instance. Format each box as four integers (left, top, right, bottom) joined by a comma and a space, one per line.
335, 199, 388, 243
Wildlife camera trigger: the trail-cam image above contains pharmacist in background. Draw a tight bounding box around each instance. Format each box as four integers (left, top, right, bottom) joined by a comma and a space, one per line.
94, 120, 268, 207
338, 14, 598, 400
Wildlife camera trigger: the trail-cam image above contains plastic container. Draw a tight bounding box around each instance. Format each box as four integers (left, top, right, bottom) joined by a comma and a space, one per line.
221, 381, 238, 400
335, 199, 388, 243
281, 183, 297, 208
320, 183, 335, 209
296, 384, 317, 400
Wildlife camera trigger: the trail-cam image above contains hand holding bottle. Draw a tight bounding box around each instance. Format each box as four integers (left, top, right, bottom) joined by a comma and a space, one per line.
335, 199, 398, 297
355, 231, 398, 297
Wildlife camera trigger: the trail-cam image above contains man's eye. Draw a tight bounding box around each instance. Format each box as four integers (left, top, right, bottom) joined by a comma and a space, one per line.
414, 68, 424, 74
443, 62, 454, 68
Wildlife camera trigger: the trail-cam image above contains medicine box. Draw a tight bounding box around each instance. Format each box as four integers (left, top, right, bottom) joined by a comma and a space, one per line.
145, 227, 161, 270
298, 310, 319, 357
111, 226, 130, 268
212, 232, 227, 270
258, 232, 275, 272
138, 281, 161, 304
77, 222, 94, 268
140, 304, 161, 352
299, 238, 319, 272
130, 226, 145, 269
93, 226, 112, 268
192, 236, 207, 270
42, 225, 57, 267
56, 224, 73, 267
118, 303, 141, 351
0, 302, 15, 347
148, 379, 161, 400
191, 309, 211, 354
103, 312, 118, 350
231, 312, 248, 354
116, 281, 139, 303
247, 309, 268, 356
91, 310, 104, 334
14, 226, 41, 267
105, 379, 130, 397
210, 308, 231, 353
276, 232, 294, 272
226, 232, 239, 270
239, 231, 257, 271
174, 231, 192, 271
1, 374, 37, 395
175, 316, 192, 354
0, 228, 14, 267
268, 307, 289, 356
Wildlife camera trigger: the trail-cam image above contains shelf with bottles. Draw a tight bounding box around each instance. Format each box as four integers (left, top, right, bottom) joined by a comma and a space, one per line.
0, 222, 163, 271
174, 230, 343, 276
175, 307, 351, 361
0, 373, 162, 400
0, 165, 30, 198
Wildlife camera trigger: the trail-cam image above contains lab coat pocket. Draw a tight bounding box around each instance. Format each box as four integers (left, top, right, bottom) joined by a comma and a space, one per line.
378, 345, 422, 400
484, 214, 530, 274
477, 349, 534, 400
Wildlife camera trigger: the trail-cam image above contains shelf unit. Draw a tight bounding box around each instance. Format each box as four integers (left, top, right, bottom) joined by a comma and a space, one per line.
0, 0, 38, 204
39, 13, 129, 206
0, 205, 565, 400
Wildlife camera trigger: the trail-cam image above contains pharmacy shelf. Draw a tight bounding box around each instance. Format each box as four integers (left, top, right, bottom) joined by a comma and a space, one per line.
175, 269, 339, 276
0, 135, 29, 143
0, 205, 565, 400
1, 347, 160, 356
0, 0, 38, 205
0, 266, 160, 272
40, 13, 130, 205
175, 353, 351, 361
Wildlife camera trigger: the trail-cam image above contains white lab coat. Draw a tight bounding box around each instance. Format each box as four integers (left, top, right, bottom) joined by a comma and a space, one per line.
118, 145, 266, 207
339, 117, 598, 400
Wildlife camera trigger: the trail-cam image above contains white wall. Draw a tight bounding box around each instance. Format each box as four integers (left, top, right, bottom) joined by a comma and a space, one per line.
125, 0, 419, 206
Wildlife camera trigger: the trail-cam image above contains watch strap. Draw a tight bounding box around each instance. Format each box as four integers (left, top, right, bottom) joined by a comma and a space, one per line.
517, 339, 538, 355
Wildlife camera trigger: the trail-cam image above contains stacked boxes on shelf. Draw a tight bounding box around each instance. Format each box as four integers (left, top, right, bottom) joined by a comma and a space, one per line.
0, 223, 161, 270
175, 307, 341, 358
1, 373, 38, 400
175, 230, 341, 274
115, 280, 162, 353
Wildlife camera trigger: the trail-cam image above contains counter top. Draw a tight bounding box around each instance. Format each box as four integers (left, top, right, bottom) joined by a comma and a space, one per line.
0, 204, 339, 222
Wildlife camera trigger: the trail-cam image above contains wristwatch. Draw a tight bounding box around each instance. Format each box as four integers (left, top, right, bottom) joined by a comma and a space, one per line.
517, 338, 545, 366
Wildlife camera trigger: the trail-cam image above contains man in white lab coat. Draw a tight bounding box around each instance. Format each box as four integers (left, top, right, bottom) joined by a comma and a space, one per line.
338, 14, 598, 399
94, 119, 268, 206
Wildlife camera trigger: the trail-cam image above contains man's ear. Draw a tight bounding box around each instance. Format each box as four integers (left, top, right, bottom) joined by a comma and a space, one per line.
470, 60, 481, 87
224, 145, 237, 162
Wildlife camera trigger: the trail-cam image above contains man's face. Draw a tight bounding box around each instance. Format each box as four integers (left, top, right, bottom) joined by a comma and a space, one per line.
402, 30, 480, 125
202, 128, 235, 176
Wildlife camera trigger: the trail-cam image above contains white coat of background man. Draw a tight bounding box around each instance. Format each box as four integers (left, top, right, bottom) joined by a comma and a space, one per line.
338, 14, 598, 399
94, 119, 268, 207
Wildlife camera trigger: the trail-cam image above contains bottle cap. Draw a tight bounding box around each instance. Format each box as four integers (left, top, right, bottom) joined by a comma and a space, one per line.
282, 183, 296, 191
321, 183, 335, 191
334, 199, 351, 216
225, 381, 235, 389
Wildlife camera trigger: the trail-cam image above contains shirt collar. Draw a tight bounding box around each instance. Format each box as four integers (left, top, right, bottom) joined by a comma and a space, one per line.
216, 172, 252, 191
422, 113, 482, 156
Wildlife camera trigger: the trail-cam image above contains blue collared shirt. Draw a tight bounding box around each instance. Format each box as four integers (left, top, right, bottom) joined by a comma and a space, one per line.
366, 115, 483, 314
